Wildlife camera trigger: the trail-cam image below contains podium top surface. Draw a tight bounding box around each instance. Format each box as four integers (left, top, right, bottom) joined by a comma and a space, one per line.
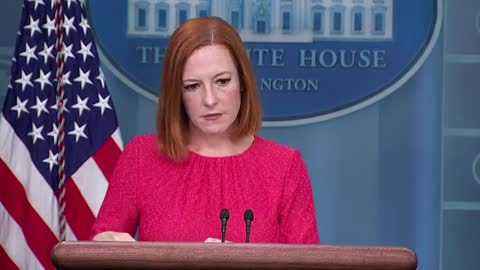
51, 241, 417, 270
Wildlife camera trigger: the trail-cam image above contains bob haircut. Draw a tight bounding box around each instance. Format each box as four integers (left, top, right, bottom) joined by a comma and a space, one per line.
156, 16, 262, 161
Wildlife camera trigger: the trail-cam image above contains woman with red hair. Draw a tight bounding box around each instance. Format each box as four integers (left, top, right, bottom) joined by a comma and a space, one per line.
90, 16, 319, 244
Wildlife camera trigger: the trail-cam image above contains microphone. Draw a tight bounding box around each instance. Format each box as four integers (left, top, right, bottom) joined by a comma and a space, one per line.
220, 208, 229, 243
243, 209, 254, 243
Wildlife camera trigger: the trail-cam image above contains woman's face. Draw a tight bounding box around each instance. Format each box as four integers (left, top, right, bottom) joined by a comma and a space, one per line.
181, 44, 241, 139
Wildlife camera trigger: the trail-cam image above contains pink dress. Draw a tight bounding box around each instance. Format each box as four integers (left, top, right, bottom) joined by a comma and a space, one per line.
90, 134, 319, 244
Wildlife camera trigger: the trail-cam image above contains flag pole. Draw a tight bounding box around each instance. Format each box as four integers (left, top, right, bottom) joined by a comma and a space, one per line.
54, 0, 67, 242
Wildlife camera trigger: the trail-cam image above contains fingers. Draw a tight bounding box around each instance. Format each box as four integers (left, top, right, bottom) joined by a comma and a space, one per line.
204, 237, 222, 243
204, 237, 232, 243
92, 231, 136, 241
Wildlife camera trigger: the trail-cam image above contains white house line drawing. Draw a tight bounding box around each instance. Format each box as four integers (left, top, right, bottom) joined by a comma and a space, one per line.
127, 0, 393, 42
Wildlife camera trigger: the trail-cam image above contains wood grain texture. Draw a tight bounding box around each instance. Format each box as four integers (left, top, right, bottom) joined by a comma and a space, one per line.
51, 241, 417, 270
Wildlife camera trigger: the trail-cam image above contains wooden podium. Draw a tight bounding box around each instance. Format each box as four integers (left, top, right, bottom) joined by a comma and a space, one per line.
51, 241, 417, 270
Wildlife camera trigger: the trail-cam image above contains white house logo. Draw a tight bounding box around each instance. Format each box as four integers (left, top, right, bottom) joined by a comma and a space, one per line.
477, 9, 480, 34
86, 0, 442, 126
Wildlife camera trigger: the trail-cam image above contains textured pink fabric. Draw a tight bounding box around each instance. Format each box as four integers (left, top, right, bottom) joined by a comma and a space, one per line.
90, 134, 320, 244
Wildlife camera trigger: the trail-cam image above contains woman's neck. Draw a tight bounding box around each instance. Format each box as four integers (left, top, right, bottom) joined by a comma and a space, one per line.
188, 133, 254, 157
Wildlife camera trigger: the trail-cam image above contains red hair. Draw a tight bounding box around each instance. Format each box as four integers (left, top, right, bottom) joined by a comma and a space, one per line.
156, 16, 262, 161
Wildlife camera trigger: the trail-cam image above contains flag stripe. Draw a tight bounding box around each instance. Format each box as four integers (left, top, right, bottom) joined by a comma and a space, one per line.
112, 128, 124, 150
0, 115, 59, 236
0, 225, 21, 270
0, 161, 56, 270
72, 157, 108, 216
93, 136, 122, 181
0, 246, 19, 270
0, 204, 40, 270
65, 221, 77, 241
63, 179, 96, 240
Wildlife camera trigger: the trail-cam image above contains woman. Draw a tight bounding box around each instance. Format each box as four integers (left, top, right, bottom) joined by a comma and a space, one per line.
90, 16, 319, 244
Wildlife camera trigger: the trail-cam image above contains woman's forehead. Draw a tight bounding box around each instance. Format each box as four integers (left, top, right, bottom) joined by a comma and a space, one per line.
183, 45, 237, 79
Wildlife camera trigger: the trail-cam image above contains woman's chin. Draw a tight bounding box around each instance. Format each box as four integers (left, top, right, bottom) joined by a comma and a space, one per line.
191, 121, 235, 138
201, 129, 229, 136
198, 125, 233, 137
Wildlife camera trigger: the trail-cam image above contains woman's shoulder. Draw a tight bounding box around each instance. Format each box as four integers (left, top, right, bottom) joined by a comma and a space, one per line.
123, 134, 181, 171
253, 136, 300, 161
249, 136, 305, 180
127, 134, 157, 147
124, 134, 165, 159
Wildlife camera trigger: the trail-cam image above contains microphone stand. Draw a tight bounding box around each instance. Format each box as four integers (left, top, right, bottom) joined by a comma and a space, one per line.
244, 209, 254, 243
220, 208, 229, 243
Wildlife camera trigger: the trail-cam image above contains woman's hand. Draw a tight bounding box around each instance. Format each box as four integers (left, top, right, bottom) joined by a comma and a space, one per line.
204, 237, 231, 243
92, 231, 136, 241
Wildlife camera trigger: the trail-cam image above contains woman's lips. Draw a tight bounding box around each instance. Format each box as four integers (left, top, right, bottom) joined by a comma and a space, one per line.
203, 113, 222, 121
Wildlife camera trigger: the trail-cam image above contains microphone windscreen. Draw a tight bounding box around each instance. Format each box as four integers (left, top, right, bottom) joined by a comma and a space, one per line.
220, 208, 230, 220
244, 209, 254, 221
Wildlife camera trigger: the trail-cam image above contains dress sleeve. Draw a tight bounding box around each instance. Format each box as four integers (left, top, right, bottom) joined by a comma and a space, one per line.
278, 150, 320, 244
88, 137, 140, 239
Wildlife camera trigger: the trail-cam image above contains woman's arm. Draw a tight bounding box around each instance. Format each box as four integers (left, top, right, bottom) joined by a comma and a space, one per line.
89, 137, 140, 240
278, 151, 320, 244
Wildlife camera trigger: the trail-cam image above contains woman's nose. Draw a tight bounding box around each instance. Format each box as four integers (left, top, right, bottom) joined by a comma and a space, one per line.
203, 84, 219, 107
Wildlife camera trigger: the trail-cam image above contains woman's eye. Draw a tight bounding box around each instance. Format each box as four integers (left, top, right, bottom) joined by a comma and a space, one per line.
217, 78, 231, 86
183, 83, 199, 91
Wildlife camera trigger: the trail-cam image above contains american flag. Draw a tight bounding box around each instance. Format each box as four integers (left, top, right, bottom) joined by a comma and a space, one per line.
0, 0, 123, 269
